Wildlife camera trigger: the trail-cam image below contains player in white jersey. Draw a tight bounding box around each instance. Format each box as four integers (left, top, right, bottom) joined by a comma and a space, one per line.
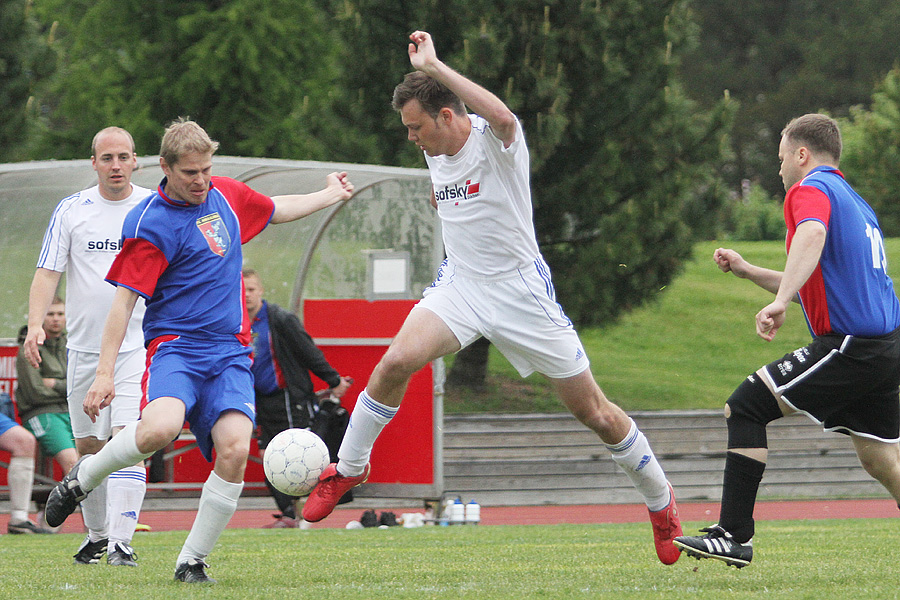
23, 127, 149, 567
302, 31, 683, 565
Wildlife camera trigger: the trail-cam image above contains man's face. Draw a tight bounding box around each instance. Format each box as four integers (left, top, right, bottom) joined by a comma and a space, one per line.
160, 151, 213, 205
244, 275, 264, 316
400, 99, 448, 157
92, 132, 137, 200
43, 303, 65, 338
778, 135, 804, 191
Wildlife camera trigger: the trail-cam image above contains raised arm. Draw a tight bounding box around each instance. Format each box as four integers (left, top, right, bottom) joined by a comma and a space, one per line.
23, 268, 64, 368
270, 172, 354, 224
408, 30, 517, 148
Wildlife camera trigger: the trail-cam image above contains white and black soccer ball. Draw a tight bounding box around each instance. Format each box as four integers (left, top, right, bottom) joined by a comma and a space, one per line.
263, 428, 330, 496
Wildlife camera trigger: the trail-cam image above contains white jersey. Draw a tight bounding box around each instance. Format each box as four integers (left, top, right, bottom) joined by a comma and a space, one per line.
425, 115, 540, 278
37, 184, 151, 352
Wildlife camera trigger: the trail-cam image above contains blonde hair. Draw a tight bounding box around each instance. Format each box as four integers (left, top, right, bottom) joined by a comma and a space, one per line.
160, 117, 220, 166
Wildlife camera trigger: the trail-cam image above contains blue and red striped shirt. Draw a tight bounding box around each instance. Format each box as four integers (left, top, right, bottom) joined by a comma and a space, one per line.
785, 166, 900, 337
106, 176, 275, 346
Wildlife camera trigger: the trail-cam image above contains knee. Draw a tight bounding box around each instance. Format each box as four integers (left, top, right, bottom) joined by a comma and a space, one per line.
136, 420, 184, 454
11, 428, 37, 457
377, 346, 421, 382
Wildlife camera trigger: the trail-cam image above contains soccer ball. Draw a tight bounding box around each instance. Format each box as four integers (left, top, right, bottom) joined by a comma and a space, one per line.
263, 428, 330, 496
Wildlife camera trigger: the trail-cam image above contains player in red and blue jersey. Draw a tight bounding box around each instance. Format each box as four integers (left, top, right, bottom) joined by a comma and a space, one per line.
675, 114, 900, 568
44, 118, 354, 583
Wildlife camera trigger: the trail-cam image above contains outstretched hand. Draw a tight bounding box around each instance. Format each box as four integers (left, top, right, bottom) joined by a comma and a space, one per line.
408, 30, 439, 73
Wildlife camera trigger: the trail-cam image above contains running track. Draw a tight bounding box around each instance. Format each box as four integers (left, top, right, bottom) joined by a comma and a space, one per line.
6, 498, 896, 533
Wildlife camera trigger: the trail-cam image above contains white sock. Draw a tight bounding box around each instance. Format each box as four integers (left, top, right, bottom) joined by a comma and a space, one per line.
79, 422, 153, 491
81, 479, 108, 541
107, 465, 146, 547
7, 456, 35, 523
607, 418, 671, 511
336, 389, 398, 477
176, 472, 243, 567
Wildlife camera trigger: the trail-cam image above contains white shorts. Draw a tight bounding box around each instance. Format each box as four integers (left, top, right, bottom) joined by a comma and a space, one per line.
67, 347, 145, 439
418, 258, 590, 378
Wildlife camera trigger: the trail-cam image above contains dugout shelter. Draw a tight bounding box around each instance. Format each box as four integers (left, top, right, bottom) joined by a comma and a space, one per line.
0, 156, 444, 503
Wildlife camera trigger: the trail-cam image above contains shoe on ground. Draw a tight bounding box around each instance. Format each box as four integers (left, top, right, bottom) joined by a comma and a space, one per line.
8, 519, 53, 534
360, 509, 378, 528
73, 536, 108, 565
107, 542, 138, 567
674, 524, 753, 568
379, 511, 399, 527
45, 455, 92, 528
174, 558, 216, 584
648, 482, 682, 565
302, 463, 370, 523
263, 514, 299, 529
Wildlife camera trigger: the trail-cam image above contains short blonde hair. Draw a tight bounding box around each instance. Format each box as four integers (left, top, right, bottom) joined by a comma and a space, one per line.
160, 117, 219, 166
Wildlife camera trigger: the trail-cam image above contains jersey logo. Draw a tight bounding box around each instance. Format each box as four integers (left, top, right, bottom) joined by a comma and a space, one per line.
81, 198, 94, 206
435, 179, 482, 205
196, 213, 231, 257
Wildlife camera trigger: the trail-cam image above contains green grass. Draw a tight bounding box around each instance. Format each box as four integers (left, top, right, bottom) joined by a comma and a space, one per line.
3, 520, 899, 599
445, 238, 900, 413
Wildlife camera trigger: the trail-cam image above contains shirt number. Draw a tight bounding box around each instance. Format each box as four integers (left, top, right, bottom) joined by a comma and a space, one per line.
866, 223, 887, 271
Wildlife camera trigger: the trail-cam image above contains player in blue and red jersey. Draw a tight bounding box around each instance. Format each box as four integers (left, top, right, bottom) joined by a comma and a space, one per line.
675, 114, 900, 568
44, 118, 354, 583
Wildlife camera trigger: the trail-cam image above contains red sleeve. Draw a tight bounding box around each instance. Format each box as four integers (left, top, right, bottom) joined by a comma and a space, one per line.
211, 176, 275, 243
106, 238, 169, 298
786, 184, 831, 229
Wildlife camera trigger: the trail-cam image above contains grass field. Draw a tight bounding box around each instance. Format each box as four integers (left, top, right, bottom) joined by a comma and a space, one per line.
445, 238, 900, 413
2, 520, 898, 599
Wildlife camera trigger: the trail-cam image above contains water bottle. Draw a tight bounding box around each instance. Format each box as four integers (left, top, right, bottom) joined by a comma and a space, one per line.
465, 499, 481, 525
449, 497, 465, 525
439, 497, 454, 526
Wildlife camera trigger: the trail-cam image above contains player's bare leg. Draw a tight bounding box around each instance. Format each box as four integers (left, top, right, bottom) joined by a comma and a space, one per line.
554, 371, 681, 564
852, 436, 900, 504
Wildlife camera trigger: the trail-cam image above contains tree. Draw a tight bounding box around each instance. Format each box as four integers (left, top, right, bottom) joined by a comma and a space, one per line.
679, 0, 900, 197
0, 0, 55, 162
28, 0, 357, 161
840, 68, 900, 236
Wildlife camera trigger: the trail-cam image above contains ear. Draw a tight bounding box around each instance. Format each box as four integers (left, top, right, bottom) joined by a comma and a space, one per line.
159, 156, 170, 175
796, 146, 811, 165
438, 107, 454, 124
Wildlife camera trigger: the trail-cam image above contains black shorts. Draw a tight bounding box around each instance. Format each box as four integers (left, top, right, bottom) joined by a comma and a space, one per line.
758, 327, 900, 442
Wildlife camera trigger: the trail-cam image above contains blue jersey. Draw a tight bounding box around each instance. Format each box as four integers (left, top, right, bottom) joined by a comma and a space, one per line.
107, 176, 274, 345
785, 166, 900, 337
250, 302, 283, 395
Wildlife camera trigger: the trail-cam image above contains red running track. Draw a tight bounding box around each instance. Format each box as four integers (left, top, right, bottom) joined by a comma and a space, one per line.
7, 498, 896, 534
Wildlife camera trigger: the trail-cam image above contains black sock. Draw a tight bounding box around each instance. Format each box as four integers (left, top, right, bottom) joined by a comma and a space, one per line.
718, 451, 766, 544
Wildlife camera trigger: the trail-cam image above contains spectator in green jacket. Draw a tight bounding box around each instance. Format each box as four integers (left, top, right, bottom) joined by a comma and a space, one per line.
16, 296, 78, 476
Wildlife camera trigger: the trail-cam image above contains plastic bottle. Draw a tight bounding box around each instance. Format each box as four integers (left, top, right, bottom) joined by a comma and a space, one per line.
449, 497, 465, 525
465, 499, 481, 525
439, 497, 453, 526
